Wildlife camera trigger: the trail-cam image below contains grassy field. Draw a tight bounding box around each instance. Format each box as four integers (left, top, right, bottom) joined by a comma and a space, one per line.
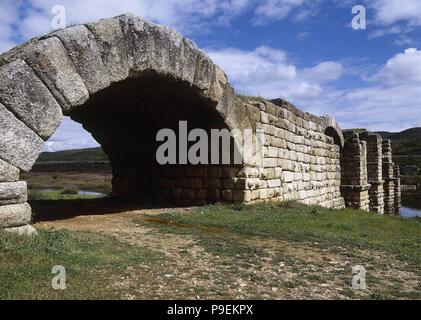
0, 229, 160, 299
22, 171, 112, 194
37, 148, 108, 162
1, 202, 420, 300
144, 202, 421, 266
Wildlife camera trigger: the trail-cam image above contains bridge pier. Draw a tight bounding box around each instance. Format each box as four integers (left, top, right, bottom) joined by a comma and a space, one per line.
340, 131, 371, 210
361, 132, 385, 214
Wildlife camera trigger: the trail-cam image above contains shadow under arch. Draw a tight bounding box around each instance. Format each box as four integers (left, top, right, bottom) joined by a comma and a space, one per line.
0, 14, 256, 209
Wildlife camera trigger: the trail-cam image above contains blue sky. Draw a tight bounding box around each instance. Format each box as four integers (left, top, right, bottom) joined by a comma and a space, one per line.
1, 0, 421, 151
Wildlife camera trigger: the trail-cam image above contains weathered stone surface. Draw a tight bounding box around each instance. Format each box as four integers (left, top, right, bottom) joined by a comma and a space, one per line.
86, 16, 130, 83
0, 181, 27, 205
0, 59, 63, 139
24, 37, 89, 113
119, 14, 150, 71
5, 224, 38, 236
194, 49, 215, 92
0, 103, 44, 171
119, 15, 200, 84
0, 203, 31, 228
0, 159, 19, 182
49, 25, 110, 94
321, 115, 345, 148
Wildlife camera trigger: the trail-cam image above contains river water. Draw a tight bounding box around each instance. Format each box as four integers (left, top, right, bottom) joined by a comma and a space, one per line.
401, 206, 421, 218
401, 194, 421, 218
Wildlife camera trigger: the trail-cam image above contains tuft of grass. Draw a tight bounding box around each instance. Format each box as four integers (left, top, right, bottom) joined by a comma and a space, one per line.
61, 189, 79, 195
236, 94, 268, 104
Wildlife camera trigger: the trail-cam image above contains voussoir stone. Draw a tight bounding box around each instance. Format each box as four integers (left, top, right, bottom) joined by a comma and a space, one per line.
119, 15, 196, 82
0, 158, 20, 182
145, 22, 185, 78
0, 103, 44, 171
49, 25, 111, 94
0, 59, 63, 140
24, 37, 89, 113
0, 181, 27, 205
86, 16, 130, 83
0, 202, 32, 228
194, 49, 215, 93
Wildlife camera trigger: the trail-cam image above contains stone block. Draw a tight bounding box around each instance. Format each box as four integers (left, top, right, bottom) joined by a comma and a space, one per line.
0, 181, 27, 205
0, 60, 63, 139
0, 159, 20, 182
50, 25, 110, 94
0, 103, 44, 171
86, 16, 131, 83
23, 37, 89, 112
0, 202, 32, 228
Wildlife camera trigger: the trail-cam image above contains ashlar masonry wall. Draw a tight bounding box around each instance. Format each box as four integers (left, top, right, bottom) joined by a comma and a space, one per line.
235, 98, 345, 209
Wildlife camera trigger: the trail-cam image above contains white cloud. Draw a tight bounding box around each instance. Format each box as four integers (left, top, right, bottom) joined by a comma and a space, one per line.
302, 61, 343, 83
253, 0, 308, 24
0, 0, 255, 49
369, 0, 421, 27
394, 35, 417, 46
368, 25, 406, 39
296, 31, 311, 40
332, 48, 421, 131
368, 48, 421, 85
209, 46, 421, 132
43, 117, 99, 152
208, 45, 342, 101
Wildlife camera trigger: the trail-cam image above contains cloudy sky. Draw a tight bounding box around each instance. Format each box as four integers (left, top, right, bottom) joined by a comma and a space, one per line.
1, 0, 421, 151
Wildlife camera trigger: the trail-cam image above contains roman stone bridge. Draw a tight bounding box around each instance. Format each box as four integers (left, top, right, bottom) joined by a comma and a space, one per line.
0, 15, 401, 235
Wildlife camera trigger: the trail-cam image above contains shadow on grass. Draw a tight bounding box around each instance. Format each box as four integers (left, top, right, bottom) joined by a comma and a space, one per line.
30, 197, 194, 223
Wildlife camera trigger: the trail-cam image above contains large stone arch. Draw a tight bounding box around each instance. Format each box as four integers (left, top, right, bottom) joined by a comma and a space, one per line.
0, 14, 257, 234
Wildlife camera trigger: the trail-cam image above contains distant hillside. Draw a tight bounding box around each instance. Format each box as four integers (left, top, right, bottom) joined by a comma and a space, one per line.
37, 148, 108, 162
377, 128, 421, 155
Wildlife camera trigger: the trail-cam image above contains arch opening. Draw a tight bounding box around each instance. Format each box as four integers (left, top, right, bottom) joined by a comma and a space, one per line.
67, 72, 242, 204
324, 127, 343, 149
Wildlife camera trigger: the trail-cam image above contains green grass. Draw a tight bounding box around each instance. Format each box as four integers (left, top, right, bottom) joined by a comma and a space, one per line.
0, 229, 160, 300
236, 94, 268, 103
28, 190, 105, 201
143, 202, 421, 266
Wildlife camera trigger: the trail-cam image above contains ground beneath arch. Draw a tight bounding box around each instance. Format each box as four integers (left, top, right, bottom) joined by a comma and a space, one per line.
29, 200, 421, 300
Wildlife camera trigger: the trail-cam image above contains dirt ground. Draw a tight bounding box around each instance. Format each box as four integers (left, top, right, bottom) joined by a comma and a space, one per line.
32, 199, 421, 300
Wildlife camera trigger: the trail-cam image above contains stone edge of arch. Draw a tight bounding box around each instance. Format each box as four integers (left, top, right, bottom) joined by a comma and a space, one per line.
0, 14, 236, 173
320, 115, 345, 148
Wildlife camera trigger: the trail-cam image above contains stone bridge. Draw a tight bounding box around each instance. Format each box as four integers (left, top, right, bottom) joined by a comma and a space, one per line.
0, 15, 401, 235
